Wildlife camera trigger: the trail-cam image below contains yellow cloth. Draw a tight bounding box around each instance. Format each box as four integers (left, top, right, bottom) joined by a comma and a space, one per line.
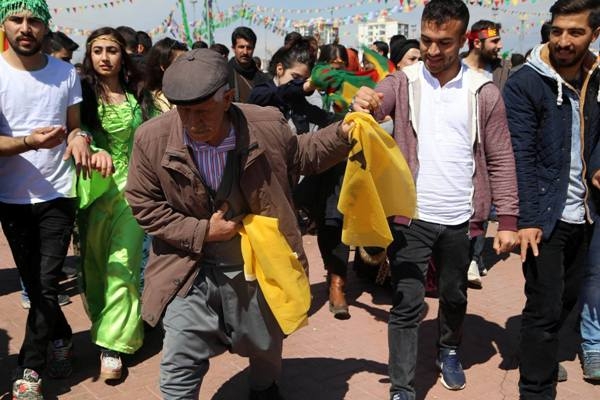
240, 215, 310, 335
338, 112, 416, 248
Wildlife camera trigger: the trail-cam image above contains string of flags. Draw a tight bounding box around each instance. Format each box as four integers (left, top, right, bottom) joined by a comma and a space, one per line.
50, 0, 549, 41
50, 0, 137, 15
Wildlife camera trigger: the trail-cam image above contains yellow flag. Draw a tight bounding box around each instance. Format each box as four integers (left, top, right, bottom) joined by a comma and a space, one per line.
338, 112, 416, 248
240, 215, 310, 335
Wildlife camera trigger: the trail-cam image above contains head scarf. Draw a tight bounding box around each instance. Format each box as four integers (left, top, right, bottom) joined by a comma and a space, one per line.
390, 39, 420, 66
0, 0, 51, 25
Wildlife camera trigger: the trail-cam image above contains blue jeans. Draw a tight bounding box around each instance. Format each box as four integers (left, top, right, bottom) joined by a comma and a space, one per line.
387, 219, 471, 399
581, 220, 600, 353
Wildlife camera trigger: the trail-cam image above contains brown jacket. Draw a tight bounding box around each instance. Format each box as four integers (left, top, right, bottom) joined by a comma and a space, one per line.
125, 103, 350, 326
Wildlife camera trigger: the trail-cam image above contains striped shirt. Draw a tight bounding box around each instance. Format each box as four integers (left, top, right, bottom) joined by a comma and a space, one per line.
184, 128, 236, 192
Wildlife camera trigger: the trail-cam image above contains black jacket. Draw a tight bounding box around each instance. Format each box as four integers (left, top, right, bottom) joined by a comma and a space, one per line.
248, 79, 339, 134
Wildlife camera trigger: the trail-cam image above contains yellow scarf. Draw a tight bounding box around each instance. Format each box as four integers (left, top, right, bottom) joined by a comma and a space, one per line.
240, 215, 310, 335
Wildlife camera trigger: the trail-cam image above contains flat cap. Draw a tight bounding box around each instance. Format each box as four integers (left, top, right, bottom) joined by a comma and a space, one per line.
163, 48, 229, 104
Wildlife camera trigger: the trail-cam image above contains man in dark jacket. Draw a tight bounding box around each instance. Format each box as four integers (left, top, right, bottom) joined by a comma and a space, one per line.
503, 0, 600, 397
227, 26, 269, 103
125, 48, 351, 400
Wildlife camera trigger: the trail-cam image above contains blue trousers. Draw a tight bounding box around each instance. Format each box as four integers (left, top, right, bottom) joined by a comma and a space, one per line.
581, 220, 600, 354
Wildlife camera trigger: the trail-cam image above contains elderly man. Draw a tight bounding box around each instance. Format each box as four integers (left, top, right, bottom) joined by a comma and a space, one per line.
125, 48, 352, 400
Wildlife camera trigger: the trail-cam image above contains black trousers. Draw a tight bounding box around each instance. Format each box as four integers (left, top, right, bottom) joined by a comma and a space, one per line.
387, 219, 472, 399
519, 221, 587, 400
0, 197, 76, 372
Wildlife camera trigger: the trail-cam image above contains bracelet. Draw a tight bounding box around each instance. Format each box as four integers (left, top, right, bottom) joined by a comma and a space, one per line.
23, 135, 37, 151
75, 130, 92, 145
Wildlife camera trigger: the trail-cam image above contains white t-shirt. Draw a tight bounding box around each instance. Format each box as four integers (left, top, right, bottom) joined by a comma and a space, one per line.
416, 63, 474, 225
0, 54, 82, 204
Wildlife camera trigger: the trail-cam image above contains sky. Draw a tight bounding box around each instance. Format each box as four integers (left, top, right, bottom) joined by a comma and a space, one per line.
46, 0, 558, 63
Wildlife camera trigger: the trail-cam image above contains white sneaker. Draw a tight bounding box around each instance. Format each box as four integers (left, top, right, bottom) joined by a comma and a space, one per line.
467, 260, 482, 288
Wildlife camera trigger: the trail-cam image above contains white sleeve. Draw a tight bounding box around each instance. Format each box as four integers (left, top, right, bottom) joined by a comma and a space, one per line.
68, 67, 82, 106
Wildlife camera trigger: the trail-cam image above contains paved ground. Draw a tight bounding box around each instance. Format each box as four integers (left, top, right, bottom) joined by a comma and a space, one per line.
0, 224, 599, 400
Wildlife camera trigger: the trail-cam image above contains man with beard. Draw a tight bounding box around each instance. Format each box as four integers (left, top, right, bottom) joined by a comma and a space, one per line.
352, 0, 519, 398
0, 1, 101, 399
227, 26, 269, 103
463, 20, 510, 91
503, 0, 600, 396
462, 20, 510, 289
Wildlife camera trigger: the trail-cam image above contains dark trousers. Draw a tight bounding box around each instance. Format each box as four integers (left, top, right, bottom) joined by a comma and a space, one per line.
387, 219, 471, 398
0, 197, 76, 372
317, 224, 350, 277
519, 221, 586, 400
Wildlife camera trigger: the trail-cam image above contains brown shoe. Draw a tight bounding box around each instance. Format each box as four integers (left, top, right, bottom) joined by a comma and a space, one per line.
328, 273, 350, 320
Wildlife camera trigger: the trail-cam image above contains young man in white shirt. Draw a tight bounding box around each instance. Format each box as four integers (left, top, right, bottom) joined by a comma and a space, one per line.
0, 1, 109, 399
353, 0, 519, 398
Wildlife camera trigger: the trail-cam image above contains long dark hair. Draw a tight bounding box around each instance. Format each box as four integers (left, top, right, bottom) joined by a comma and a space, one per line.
144, 38, 188, 91
142, 38, 188, 116
317, 43, 348, 66
80, 27, 149, 135
268, 36, 316, 77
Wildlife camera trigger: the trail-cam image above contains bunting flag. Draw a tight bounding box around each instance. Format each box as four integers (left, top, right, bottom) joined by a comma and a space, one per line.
51, 0, 137, 15
241, 0, 550, 18
49, 0, 547, 43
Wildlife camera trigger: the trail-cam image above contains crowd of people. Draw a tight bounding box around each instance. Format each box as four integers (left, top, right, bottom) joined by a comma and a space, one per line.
2, 0, 600, 399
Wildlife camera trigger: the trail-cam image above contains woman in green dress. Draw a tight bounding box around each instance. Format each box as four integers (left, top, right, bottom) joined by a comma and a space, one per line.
78, 27, 150, 381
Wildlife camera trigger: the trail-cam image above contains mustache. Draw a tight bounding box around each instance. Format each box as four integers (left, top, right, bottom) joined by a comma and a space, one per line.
16, 34, 35, 41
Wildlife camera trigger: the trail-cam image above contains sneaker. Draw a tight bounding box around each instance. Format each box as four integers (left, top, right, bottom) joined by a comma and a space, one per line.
12, 368, 43, 400
391, 392, 410, 400
583, 351, 600, 381
467, 260, 482, 289
20, 293, 31, 310
21, 293, 69, 309
436, 348, 466, 390
100, 349, 122, 381
47, 339, 73, 378
557, 363, 568, 382
57, 294, 71, 307
480, 267, 488, 276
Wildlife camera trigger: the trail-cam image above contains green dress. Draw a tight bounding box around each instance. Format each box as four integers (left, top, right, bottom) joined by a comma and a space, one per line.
77, 93, 144, 354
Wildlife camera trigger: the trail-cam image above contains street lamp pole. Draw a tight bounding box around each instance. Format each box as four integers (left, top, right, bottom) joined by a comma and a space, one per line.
204, 0, 214, 45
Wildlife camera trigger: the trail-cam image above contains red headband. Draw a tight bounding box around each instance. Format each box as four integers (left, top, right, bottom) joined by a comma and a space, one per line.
468, 27, 499, 42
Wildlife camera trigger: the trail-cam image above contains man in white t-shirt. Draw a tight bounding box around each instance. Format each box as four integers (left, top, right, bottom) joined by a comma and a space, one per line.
0, 2, 110, 399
